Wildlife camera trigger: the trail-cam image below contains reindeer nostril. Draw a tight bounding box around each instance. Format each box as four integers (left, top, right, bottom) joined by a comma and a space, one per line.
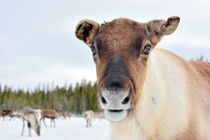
107, 82, 122, 90
122, 96, 130, 104
101, 96, 107, 104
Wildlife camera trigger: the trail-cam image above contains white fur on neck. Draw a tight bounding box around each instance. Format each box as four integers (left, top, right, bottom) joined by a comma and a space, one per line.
111, 48, 189, 140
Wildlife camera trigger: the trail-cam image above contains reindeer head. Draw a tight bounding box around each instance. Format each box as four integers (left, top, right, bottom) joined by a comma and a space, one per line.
75, 17, 180, 122
35, 123, 40, 136
30, 113, 41, 136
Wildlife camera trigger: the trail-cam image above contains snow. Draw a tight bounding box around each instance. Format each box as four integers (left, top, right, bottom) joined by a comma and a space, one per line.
0, 117, 111, 140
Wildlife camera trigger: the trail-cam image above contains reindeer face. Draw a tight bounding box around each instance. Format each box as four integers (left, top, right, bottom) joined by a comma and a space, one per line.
34, 120, 40, 136
75, 17, 180, 122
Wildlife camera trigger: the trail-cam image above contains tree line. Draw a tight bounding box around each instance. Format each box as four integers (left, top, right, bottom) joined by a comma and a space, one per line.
0, 80, 98, 114
0, 55, 208, 114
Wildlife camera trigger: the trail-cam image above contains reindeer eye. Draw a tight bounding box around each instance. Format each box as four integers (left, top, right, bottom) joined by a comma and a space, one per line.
90, 46, 97, 55
141, 45, 151, 55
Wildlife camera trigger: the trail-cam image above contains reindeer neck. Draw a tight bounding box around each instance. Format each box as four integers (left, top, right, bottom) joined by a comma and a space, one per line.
28, 113, 38, 128
135, 48, 189, 139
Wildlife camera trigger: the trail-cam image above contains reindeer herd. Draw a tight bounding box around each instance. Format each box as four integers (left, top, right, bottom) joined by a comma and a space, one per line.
0, 108, 101, 136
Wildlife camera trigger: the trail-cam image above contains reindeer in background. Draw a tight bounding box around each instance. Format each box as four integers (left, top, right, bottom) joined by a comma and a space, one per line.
20, 107, 40, 136
40, 109, 59, 127
84, 110, 95, 127
0, 109, 12, 121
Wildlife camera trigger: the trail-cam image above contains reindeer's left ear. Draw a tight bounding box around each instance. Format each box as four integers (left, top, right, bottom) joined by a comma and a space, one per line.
75, 19, 100, 46
148, 16, 180, 35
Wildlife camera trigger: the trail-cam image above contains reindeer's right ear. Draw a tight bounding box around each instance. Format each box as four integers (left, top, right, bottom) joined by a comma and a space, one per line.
75, 19, 100, 46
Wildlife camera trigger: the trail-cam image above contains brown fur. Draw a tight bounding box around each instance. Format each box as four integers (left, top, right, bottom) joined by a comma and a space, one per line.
95, 19, 149, 104
40, 109, 59, 127
190, 61, 210, 85
1, 109, 12, 116
0, 109, 13, 120
41, 109, 59, 118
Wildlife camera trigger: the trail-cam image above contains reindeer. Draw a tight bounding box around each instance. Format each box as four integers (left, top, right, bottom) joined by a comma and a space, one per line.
9, 110, 22, 121
63, 111, 72, 119
84, 110, 95, 127
94, 112, 104, 120
75, 17, 210, 140
0, 109, 12, 121
20, 107, 40, 136
40, 109, 59, 127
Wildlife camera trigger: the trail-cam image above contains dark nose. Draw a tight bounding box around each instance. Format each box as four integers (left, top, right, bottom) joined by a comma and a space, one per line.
105, 77, 124, 91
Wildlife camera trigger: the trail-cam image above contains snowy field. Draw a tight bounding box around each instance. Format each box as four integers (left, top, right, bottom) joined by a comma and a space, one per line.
0, 117, 110, 140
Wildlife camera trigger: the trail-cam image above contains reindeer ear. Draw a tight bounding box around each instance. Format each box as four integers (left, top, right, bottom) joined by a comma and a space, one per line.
148, 16, 180, 35
75, 19, 100, 46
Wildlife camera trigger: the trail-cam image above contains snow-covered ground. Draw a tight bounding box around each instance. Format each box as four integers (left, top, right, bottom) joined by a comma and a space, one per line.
0, 117, 110, 140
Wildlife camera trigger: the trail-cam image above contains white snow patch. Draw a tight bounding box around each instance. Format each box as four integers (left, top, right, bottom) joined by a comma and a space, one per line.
0, 117, 110, 140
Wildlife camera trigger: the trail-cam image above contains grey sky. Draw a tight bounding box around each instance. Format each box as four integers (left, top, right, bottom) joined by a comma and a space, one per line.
0, 0, 210, 89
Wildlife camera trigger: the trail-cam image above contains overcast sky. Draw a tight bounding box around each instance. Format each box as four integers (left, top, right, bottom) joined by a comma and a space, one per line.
0, 0, 210, 89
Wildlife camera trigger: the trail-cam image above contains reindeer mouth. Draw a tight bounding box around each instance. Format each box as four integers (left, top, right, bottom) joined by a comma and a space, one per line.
104, 109, 129, 122
108, 109, 123, 113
